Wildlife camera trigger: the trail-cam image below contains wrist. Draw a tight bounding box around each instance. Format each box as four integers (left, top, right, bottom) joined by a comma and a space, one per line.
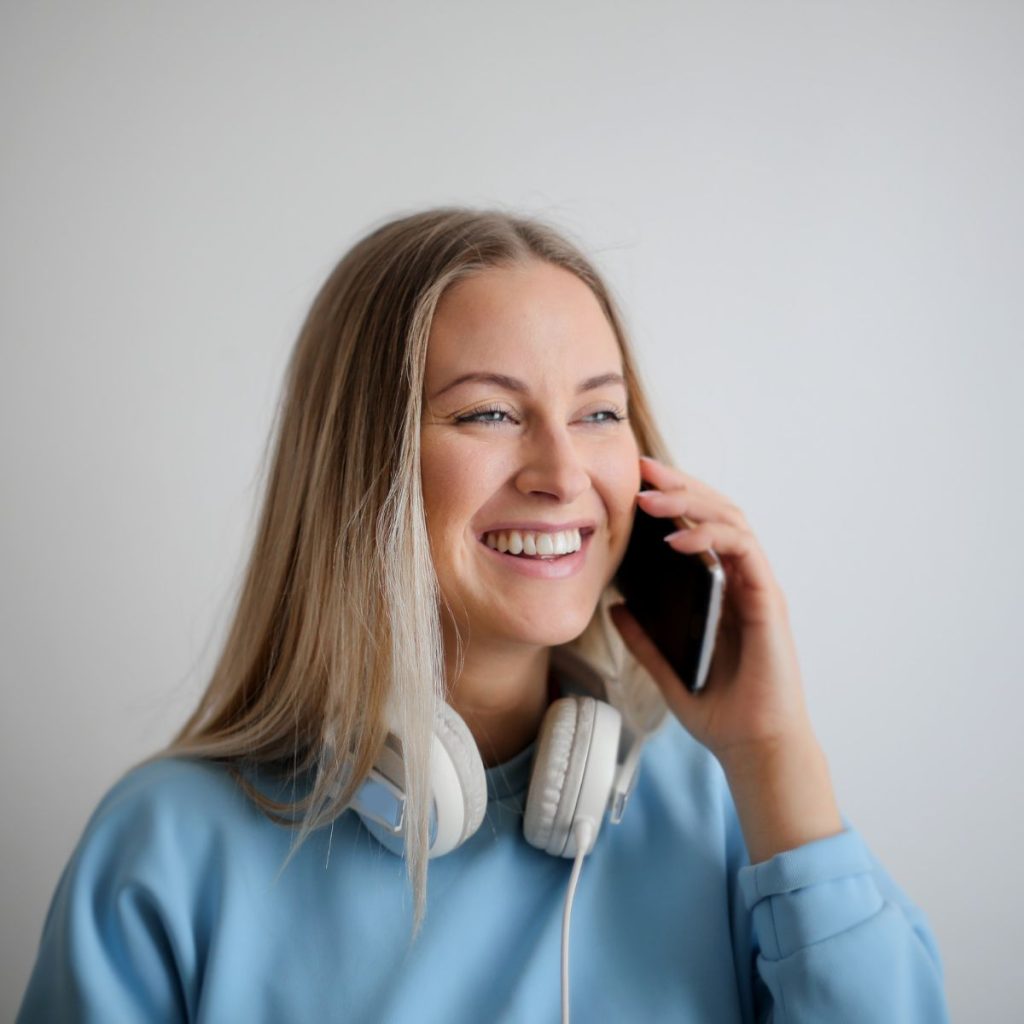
715, 721, 816, 778
719, 731, 845, 865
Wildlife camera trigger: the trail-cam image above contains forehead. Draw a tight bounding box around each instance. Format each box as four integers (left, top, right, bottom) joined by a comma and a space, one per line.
425, 260, 622, 374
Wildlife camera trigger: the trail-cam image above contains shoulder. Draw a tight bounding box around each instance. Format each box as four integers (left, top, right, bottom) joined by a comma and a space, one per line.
68, 756, 276, 890
19, 759, 285, 1020
91, 755, 251, 833
101, 753, 246, 808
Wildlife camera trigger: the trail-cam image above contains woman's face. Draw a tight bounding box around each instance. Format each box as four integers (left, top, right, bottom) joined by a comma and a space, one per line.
420, 259, 641, 652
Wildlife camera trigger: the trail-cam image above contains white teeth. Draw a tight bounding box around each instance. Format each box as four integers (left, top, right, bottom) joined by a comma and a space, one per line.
483, 528, 583, 557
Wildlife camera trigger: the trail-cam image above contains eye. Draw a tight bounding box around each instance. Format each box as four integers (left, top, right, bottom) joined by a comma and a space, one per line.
455, 404, 519, 426
588, 408, 628, 424
454, 404, 628, 428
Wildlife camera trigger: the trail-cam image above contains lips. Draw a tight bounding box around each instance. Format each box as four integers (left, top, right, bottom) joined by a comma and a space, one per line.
475, 520, 597, 540
477, 529, 593, 580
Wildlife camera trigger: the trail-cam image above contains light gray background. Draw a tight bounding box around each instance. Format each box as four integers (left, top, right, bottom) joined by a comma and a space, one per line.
3, 2, 1020, 1019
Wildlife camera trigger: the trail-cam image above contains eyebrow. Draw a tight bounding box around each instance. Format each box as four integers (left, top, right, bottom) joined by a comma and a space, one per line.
429, 371, 627, 401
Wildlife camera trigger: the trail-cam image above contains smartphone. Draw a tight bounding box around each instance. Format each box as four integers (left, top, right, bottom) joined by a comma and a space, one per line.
613, 502, 726, 693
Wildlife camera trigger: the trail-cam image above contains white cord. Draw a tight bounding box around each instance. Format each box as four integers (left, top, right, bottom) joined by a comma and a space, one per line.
561, 818, 596, 1024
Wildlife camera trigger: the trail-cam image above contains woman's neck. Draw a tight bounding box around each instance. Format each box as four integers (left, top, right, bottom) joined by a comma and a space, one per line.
444, 641, 554, 768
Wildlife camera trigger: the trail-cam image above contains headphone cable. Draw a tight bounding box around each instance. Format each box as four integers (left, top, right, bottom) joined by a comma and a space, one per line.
561, 818, 596, 1024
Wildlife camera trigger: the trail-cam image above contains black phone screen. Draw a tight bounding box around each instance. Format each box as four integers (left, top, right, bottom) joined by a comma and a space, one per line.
612, 505, 720, 692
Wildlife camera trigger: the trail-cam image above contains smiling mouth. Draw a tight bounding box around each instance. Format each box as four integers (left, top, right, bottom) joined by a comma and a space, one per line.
479, 527, 595, 559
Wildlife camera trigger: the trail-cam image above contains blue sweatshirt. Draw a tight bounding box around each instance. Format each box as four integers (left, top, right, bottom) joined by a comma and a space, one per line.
17, 712, 949, 1022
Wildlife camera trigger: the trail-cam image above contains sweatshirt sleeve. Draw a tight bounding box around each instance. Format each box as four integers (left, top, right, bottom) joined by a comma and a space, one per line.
734, 820, 950, 1023
17, 769, 198, 1024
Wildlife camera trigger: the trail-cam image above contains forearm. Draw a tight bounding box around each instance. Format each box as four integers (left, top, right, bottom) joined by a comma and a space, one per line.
719, 731, 845, 864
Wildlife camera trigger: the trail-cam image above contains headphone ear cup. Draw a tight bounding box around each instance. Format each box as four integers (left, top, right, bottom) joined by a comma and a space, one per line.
523, 696, 622, 857
354, 702, 487, 859
430, 701, 488, 856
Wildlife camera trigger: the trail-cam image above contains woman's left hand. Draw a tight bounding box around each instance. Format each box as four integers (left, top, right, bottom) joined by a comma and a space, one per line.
609, 455, 817, 766
610, 455, 845, 863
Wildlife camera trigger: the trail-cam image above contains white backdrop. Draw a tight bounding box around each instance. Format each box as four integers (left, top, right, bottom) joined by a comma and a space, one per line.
3, 3, 1021, 1019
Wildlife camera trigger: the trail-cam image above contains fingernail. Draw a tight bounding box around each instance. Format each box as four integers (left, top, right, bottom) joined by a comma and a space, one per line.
663, 529, 691, 542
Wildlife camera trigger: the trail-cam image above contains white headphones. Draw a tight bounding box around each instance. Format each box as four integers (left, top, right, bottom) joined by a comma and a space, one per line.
349, 586, 669, 860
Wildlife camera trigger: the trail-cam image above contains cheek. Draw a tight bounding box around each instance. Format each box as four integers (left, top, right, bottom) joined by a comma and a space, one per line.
419, 439, 500, 548
600, 437, 642, 554
600, 433, 642, 503
420, 450, 463, 550
420, 448, 455, 511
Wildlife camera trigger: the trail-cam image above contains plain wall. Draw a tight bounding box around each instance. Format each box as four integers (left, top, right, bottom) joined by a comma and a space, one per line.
3, 2, 1021, 1018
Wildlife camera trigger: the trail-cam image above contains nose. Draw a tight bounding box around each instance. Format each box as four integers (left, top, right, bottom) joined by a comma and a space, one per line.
513, 421, 590, 503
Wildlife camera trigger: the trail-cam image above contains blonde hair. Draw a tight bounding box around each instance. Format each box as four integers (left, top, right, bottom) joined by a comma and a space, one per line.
163, 206, 674, 938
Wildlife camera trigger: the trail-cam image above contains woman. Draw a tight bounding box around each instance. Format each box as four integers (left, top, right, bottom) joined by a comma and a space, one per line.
18, 208, 950, 1022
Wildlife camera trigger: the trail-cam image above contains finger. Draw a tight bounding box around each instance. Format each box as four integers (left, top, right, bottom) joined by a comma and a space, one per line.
639, 456, 735, 507
637, 488, 749, 531
664, 520, 777, 598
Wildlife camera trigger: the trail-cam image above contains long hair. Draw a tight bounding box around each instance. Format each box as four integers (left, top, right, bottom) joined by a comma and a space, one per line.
163, 206, 674, 938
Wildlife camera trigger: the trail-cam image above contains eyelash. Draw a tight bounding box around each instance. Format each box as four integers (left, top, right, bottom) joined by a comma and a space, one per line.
454, 404, 628, 427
